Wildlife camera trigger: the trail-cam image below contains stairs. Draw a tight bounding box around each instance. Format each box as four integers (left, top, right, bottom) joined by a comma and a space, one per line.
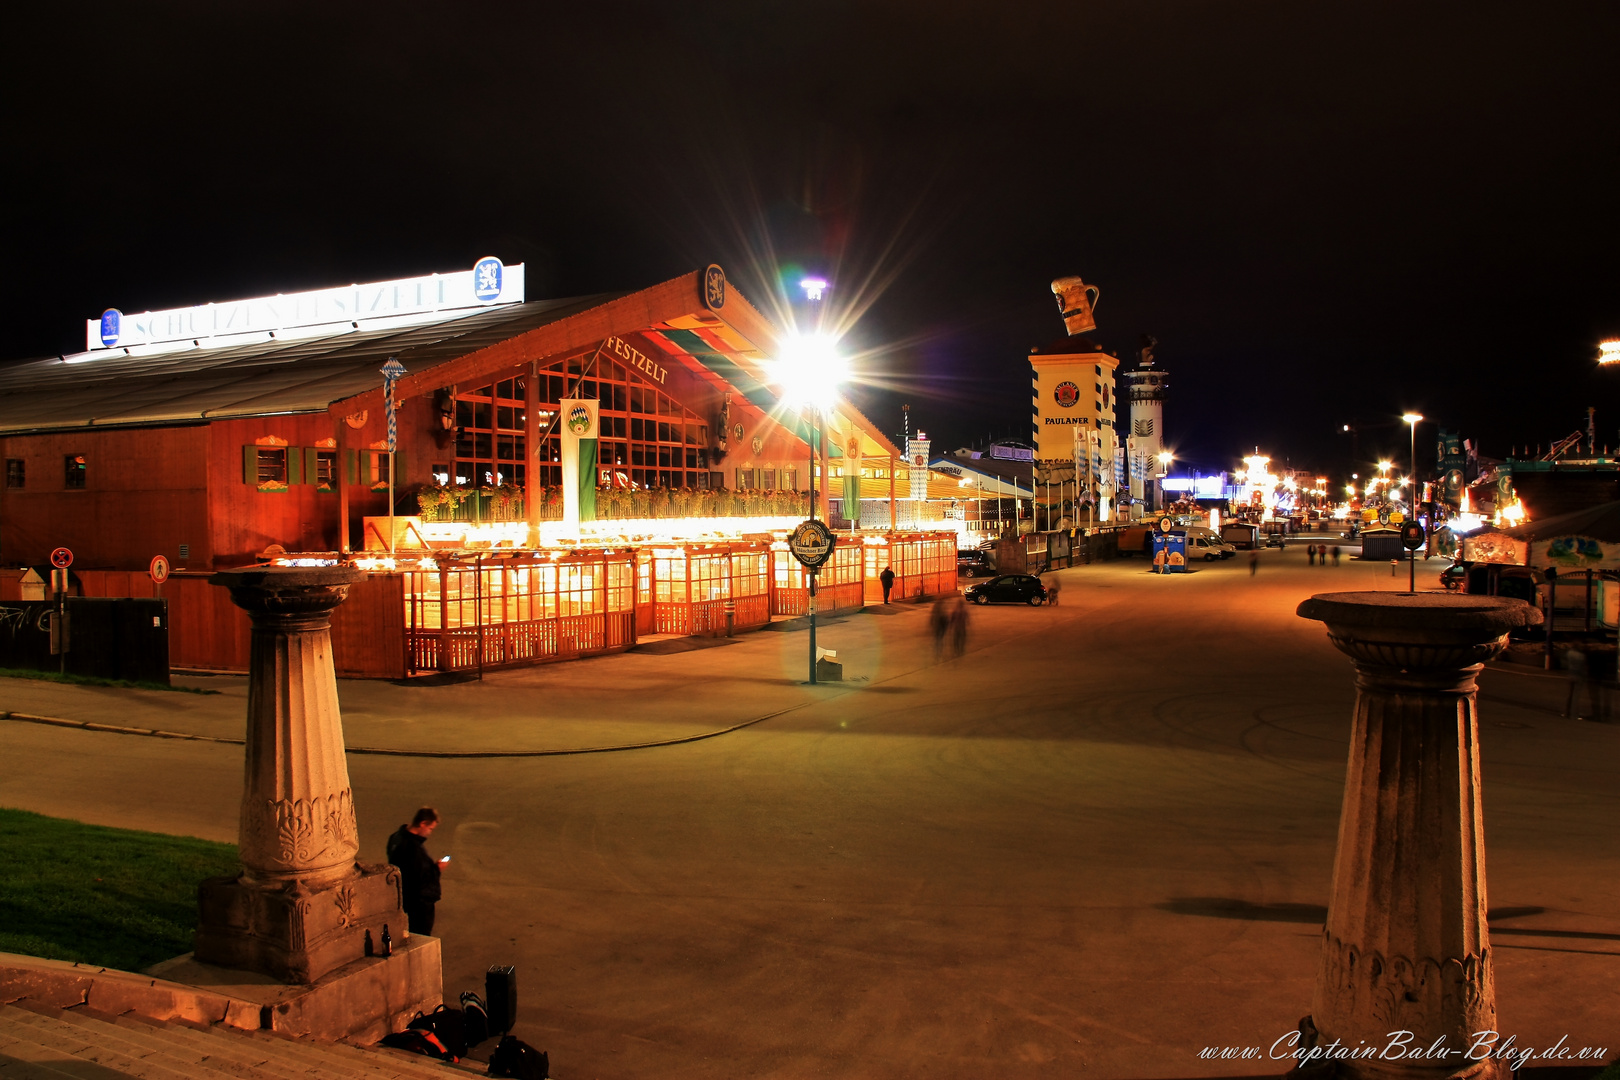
0, 1002, 483, 1080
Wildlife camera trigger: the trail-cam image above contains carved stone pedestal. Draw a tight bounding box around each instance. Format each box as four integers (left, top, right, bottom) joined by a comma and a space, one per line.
1295, 592, 1541, 1080
196, 566, 408, 986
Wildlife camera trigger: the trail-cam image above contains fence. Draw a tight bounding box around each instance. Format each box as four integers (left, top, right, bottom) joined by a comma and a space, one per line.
861, 532, 957, 602
644, 543, 772, 637
772, 543, 865, 617
403, 550, 637, 673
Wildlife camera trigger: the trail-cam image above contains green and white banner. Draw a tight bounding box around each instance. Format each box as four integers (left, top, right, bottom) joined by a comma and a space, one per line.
842, 430, 863, 523
560, 397, 599, 530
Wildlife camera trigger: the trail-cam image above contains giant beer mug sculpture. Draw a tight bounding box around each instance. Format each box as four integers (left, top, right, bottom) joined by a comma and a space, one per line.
1051, 276, 1100, 336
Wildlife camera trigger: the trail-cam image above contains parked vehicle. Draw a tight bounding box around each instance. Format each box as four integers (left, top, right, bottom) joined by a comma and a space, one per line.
965, 574, 1049, 606
1183, 533, 1235, 561
1221, 523, 1261, 550
1180, 525, 1237, 558
957, 549, 993, 576
1440, 562, 1467, 591
1117, 525, 1154, 556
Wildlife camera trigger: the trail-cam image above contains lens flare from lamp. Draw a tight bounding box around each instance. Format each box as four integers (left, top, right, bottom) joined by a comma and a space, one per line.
1599, 340, 1620, 365
772, 332, 849, 412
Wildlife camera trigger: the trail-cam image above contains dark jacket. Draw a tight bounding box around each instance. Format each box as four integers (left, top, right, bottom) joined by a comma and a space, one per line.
386, 825, 442, 907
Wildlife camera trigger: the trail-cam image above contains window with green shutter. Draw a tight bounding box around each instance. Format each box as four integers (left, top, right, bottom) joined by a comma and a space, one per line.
245, 446, 288, 491
307, 449, 337, 491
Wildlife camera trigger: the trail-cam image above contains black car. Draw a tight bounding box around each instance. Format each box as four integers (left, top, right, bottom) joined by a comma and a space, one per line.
964, 574, 1048, 606
957, 550, 993, 576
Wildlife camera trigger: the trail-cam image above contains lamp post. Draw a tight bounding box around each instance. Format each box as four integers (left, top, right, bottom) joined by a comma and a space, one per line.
1157, 451, 1172, 513
773, 332, 848, 685
1403, 413, 1423, 592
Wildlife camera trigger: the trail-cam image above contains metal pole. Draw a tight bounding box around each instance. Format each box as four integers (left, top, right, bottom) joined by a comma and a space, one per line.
388, 451, 396, 557
1545, 570, 1557, 670
808, 568, 818, 685
809, 407, 818, 685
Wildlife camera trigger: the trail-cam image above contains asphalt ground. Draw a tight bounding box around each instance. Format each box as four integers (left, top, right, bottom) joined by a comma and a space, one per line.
2, 540, 1617, 1079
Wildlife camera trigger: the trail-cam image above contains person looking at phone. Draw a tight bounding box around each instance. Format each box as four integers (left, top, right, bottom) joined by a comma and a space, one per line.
386, 806, 444, 936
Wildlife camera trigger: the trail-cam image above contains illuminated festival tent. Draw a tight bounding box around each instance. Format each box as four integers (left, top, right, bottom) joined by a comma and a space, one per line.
0, 263, 956, 676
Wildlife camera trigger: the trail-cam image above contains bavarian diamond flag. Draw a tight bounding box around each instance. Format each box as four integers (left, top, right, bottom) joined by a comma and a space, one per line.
560, 397, 599, 526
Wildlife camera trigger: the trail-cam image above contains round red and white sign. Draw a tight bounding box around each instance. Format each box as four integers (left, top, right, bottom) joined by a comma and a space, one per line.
1054, 381, 1080, 408
49, 547, 73, 569
149, 555, 171, 584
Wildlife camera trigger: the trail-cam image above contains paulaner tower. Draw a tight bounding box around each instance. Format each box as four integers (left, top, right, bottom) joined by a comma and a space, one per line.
1126, 335, 1167, 510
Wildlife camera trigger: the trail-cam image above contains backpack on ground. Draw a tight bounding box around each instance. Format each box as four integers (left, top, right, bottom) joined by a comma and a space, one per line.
460, 990, 491, 1048
487, 1035, 548, 1080
407, 1004, 468, 1058
379, 1027, 456, 1061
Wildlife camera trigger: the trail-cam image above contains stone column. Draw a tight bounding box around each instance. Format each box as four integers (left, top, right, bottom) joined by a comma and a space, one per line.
196, 566, 406, 985
1295, 592, 1541, 1080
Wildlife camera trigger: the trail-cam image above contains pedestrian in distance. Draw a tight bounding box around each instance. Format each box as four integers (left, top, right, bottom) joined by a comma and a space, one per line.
930, 594, 951, 660
1043, 573, 1061, 605
1249, 550, 1259, 576
880, 565, 896, 604
387, 807, 445, 937
1331, 545, 1341, 567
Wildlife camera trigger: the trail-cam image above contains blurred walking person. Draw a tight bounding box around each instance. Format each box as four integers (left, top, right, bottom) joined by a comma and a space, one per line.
930, 594, 952, 660
1249, 550, 1259, 576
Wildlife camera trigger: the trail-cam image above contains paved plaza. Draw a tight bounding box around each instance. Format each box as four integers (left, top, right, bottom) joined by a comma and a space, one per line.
3, 542, 1618, 1079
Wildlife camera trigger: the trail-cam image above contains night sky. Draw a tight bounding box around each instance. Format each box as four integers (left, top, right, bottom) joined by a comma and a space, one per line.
5, 3, 1617, 478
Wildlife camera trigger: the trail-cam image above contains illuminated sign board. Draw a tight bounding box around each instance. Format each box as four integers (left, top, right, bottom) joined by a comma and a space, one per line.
87, 258, 523, 352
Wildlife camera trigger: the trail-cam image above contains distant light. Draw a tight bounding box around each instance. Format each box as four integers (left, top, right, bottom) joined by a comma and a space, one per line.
1601, 340, 1620, 365
800, 277, 828, 302
1377, 461, 1391, 472
1402, 413, 1423, 425
1342, 424, 1350, 431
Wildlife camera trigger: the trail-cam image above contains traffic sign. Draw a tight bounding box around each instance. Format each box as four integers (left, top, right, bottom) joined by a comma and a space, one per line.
787, 519, 836, 569
49, 547, 73, 569
1400, 522, 1427, 550
149, 554, 171, 584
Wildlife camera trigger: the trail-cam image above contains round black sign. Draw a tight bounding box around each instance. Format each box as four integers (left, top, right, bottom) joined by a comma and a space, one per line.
788, 519, 836, 568
1400, 522, 1427, 550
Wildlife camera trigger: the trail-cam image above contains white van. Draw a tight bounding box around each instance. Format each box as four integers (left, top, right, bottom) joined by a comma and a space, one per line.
1179, 527, 1237, 560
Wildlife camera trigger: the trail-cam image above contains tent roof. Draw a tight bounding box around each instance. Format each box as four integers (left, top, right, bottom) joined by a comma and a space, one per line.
1501, 501, 1620, 543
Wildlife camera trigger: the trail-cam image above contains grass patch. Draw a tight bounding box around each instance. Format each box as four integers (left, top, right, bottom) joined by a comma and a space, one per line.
0, 667, 217, 695
0, 807, 238, 972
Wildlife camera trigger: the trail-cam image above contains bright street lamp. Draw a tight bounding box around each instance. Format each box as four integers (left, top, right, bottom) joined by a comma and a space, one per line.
769, 330, 847, 687
1403, 413, 1423, 513
1598, 339, 1620, 365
